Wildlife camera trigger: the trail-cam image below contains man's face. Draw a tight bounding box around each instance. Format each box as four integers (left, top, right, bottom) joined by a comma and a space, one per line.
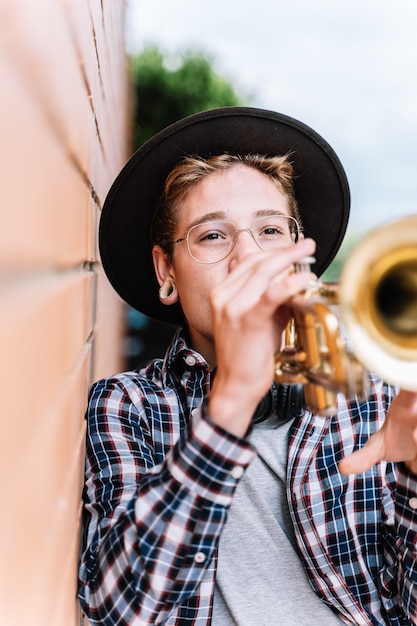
162, 164, 295, 361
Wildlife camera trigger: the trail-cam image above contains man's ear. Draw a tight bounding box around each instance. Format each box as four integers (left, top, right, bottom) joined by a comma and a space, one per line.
152, 246, 179, 305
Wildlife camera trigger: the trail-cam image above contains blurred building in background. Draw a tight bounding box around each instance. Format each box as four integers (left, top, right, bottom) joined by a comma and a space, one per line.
0, 1, 130, 623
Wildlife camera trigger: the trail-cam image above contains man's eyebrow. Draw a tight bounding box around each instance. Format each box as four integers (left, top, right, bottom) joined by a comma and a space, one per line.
254, 209, 289, 218
186, 209, 289, 230
186, 212, 228, 229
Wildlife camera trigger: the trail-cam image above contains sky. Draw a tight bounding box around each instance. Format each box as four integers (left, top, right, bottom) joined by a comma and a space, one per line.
125, 0, 417, 237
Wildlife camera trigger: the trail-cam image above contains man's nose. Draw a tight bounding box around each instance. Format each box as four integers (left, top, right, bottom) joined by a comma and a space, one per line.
229, 228, 262, 263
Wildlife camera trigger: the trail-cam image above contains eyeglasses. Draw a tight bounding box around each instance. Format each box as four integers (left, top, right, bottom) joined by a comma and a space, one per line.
173, 214, 300, 264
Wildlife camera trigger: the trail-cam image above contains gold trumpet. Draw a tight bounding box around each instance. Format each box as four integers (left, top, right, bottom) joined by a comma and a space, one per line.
274, 215, 417, 416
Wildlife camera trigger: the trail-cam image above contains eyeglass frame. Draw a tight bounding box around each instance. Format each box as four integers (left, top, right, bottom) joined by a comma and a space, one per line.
172, 214, 301, 265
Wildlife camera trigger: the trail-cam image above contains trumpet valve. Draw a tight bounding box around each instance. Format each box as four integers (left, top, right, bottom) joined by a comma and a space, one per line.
274, 346, 308, 384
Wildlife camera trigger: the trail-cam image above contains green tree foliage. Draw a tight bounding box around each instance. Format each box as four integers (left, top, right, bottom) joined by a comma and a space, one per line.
131, 45, 248, 149
321, 234, 361, 283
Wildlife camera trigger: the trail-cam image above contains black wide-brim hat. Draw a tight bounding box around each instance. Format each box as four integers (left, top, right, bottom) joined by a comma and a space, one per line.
99, 107, 350, 326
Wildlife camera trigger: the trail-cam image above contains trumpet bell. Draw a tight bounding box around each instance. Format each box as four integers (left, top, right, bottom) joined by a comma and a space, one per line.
339, 215, 417, 391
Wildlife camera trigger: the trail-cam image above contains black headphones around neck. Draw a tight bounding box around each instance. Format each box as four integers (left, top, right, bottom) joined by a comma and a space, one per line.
209, 369, 305, 425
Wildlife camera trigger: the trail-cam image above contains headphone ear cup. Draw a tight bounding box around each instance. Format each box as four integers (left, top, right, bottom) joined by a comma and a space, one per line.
276, 383, 305, 422
252, 382, 305, 424
252, 381, 279, 424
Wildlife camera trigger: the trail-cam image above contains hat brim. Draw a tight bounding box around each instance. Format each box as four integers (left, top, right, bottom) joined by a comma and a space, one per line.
99, 107, 350, 326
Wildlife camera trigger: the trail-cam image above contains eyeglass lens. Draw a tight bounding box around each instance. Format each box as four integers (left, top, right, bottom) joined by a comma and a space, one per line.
187, 215, 299, 264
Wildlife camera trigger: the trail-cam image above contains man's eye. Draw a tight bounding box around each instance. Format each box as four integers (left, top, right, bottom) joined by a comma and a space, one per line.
197, 229, 229, 243
260, 225, 285, 236
201, 231, 222, 241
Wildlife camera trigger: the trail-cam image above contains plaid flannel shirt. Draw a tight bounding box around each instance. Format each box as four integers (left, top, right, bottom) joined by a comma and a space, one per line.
78, 328, 417, 625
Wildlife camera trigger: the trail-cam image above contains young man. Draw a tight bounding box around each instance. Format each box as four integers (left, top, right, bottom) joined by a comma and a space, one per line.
78, 108, 417, 625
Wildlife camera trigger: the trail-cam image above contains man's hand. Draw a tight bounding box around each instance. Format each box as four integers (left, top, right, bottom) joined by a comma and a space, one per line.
339, 390, 417, 475
208, 238, 316, 438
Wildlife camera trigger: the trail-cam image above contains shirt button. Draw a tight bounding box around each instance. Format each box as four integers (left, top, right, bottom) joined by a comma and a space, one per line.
184, 355, 196, 367
194, 551, 206, 563
231, 465, 244, 480
409, 497, 417, 510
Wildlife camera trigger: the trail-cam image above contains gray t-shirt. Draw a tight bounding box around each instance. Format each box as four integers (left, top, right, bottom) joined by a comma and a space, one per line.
212, 416, 344, 625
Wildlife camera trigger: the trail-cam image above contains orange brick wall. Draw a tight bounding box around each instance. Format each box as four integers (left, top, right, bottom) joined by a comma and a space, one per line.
0, 1, 130, 623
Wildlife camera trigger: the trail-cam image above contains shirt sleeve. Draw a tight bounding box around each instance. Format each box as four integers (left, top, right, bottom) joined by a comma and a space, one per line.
388, 464, 417, 623
371, 383, 417, 624
78, 377, 255, 625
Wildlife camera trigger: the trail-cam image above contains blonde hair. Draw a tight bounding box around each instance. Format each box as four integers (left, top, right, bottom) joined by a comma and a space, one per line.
151, 153, 302, 257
